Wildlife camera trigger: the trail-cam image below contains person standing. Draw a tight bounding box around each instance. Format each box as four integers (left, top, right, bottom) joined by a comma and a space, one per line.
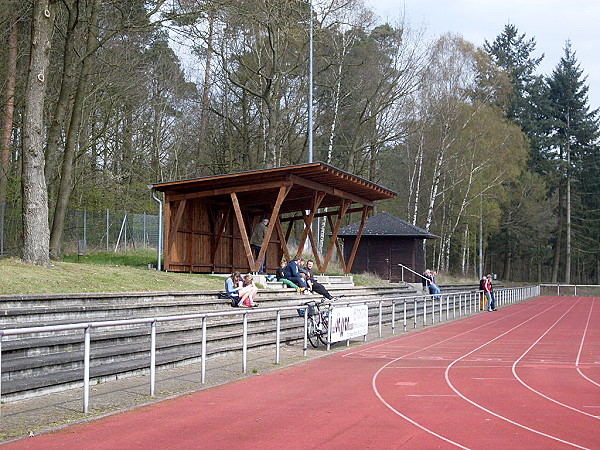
479, 276, 487, 310
250, 218, 269, 273
484, 274, 497, 311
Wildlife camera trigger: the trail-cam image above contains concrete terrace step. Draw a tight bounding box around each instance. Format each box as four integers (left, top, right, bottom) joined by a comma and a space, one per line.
0, 284, 420, 400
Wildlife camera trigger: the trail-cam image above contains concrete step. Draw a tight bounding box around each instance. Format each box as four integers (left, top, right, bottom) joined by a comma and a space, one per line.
0, 285, 424, 400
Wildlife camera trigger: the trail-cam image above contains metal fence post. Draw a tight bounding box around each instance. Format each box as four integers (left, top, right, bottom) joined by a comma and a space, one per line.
378, 301, 383, 337
276, 310, 281, 364
391, 302, 396, 335
242, 313, 248, 373
83, 326, 91, 413
150, 320, 156, 396
0, 334, 3, 408
303, 311, 308, 356
106, 209, 110, 252
201, 317, 207, 383
414, 298, 417, 328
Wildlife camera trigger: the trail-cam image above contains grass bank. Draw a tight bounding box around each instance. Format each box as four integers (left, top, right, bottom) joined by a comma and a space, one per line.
0, 250, 398, 295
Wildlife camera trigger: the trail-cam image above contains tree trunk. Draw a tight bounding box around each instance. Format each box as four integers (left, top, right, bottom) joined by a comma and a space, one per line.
21, 0, 55, 265
44, 0, 79, 195
551, 185, 564, 283
0, 15, 18, 255
565, 139, 571, 284
197, 13, 214, 173
49, 0, 100, 258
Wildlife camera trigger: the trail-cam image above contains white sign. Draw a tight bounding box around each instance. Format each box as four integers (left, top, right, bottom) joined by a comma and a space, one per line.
329, 305, 369, 343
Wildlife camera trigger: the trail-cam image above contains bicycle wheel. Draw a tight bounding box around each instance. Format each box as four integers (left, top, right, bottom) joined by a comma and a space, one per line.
317, 313, 329, 346
307, 316, 320, 348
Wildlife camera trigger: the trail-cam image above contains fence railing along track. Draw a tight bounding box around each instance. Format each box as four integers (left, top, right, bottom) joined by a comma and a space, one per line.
0, 285, 539, 413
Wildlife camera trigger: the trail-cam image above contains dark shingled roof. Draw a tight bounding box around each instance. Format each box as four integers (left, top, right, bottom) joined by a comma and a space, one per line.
338, 212, 438, 238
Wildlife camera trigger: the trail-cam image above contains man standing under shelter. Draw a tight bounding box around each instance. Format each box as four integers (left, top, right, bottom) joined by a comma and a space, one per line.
250, 218, 269, 274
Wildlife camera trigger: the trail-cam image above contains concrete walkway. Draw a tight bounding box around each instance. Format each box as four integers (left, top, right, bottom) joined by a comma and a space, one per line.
1, 319, 427, 444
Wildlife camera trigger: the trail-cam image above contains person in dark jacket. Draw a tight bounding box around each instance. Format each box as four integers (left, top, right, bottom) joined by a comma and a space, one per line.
304, 260, 334, 300
283, 256, 307, 289
250, 218, 269, 273
276, 260, 303, 292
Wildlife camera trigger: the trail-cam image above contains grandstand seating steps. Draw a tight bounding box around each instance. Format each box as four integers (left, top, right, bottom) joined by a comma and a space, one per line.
2, 283, 485, 401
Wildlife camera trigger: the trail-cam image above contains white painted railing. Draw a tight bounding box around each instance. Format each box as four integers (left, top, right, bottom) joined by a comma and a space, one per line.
539, 284, 600, 296
0, 285, 538, 413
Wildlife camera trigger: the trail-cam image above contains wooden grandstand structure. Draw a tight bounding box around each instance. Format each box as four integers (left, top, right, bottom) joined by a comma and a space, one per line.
150, 162, 396, 274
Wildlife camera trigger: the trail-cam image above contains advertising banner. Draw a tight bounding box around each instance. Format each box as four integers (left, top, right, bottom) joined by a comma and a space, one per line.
329, 305, 369, 343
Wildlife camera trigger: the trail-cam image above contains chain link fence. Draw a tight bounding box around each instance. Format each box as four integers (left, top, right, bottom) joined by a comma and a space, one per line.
0, 206, 159, 256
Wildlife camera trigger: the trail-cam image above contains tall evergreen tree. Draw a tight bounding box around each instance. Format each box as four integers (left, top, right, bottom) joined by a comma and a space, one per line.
545, 41, 600, 282
483, 24, 550, 173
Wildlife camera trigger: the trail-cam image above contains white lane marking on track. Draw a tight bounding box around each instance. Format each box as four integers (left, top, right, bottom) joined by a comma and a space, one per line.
406, 395, 458, 397
472, 378, 516, 380
512, 299, 600, 419
370, 299, 544, 449
444, 300, 591, 449
576, 299, 600, 387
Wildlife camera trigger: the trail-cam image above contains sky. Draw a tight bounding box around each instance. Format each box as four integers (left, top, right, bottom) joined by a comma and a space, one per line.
366, 0, 600, 111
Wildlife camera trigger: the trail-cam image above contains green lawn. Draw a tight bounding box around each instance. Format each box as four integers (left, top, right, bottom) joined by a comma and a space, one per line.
0, 250, 402, 296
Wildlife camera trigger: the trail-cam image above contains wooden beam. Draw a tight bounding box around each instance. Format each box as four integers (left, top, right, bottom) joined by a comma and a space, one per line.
254, 185, 290, 272
321, 199, 351, 272
274, 218, 291, 263
167, 198, 187, 257
346, 206, 371, 273
279, 206, 366, 222
211, 208, 230, 265
288, 174, 373, 207
169, 180, 293, 202
230, 192, 254, 270
327, 215, 347, 273
296, 191, 326, 257
302, 206, 322, 271
163, 196, 171, 270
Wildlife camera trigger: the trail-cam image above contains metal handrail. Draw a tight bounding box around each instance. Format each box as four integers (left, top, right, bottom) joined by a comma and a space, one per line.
0, 286, 539, 414
397, 263, 430, 284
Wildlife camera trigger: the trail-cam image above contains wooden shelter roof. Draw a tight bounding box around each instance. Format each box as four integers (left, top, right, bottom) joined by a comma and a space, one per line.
151, 162, 396, 213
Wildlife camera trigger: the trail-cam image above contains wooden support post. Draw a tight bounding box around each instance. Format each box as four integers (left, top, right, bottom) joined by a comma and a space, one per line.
346, 205, 371, 273
254, 185, 290, 272
211, 208, 230, 268
167, 198, 187, 256
275, 217, 291, 263
296, 192, 325, 257
230, 192, 254, 271
321, 199, 352, 273
327, 215, 347, 273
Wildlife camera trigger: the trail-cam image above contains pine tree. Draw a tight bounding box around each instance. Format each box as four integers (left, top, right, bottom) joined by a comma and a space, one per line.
545, 41, 600, 282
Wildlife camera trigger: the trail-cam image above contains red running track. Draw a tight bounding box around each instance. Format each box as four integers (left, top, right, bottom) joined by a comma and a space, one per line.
5, 296, 600, 449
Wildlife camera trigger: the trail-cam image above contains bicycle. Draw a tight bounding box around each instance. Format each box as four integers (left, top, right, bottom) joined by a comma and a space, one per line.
299, 300, 330, 348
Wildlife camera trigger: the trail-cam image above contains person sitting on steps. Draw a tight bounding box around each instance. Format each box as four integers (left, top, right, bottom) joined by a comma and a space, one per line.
276, 260, 304, 293
238, 274, 259, 307
283, 256, 307, 290
304, 259, 335, 300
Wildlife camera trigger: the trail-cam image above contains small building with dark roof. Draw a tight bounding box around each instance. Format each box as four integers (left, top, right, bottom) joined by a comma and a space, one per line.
337, 212, 438, 283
